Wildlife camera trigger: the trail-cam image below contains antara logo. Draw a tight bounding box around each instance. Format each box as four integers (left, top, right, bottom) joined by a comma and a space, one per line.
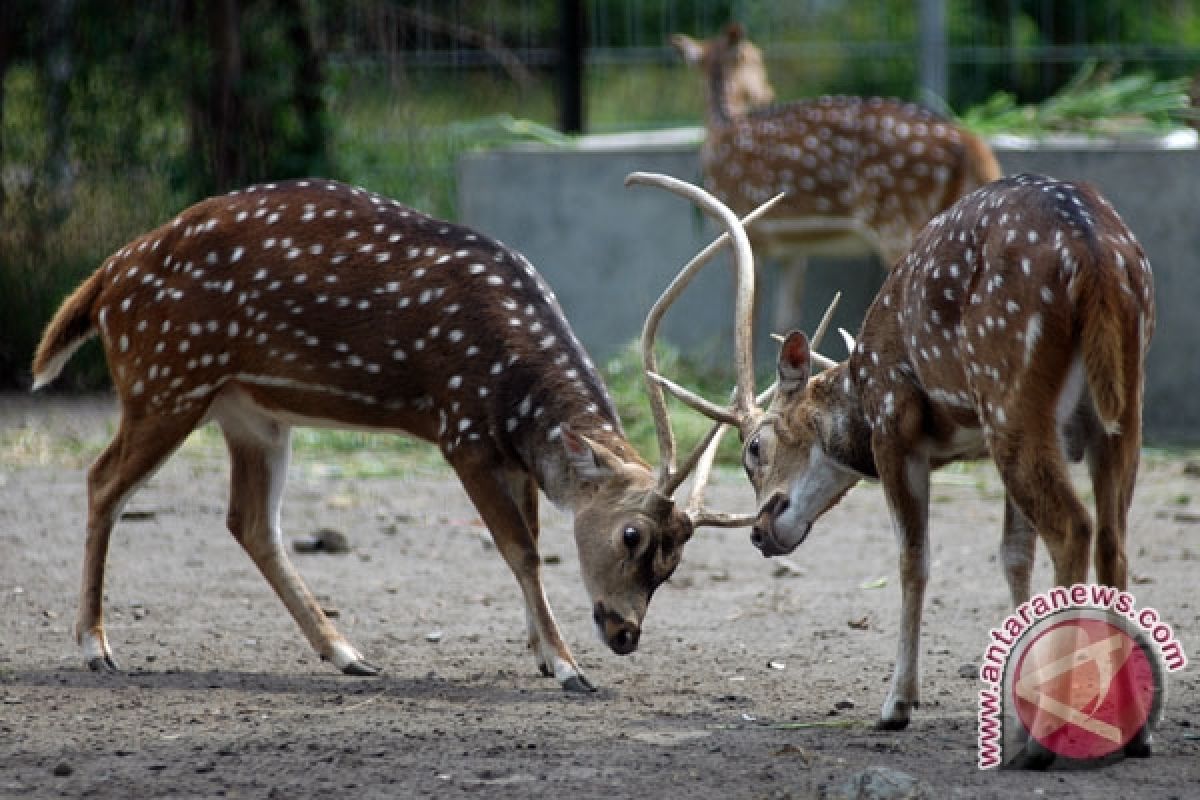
977, 584, 1186, 769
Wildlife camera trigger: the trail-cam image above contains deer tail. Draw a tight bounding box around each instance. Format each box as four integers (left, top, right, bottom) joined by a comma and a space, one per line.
31, 270, 104, 390
962, 130, 1003, 187
1073, 264, 1127, 433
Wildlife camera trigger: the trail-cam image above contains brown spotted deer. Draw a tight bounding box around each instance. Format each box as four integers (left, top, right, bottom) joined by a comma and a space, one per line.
671, 22, 1003, 331
651, 173, 1155, 731
31, 177, 755, 691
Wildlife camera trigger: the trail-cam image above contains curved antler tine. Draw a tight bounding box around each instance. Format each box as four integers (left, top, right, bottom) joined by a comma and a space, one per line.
839, 327, 857, 355
681, 422, 755, 528
809, 291, 841, 352
647, 372, 743, 428
626, 171, 780, 488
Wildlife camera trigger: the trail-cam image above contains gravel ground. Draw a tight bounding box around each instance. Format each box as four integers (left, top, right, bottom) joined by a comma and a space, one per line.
1, 393, 1197, 798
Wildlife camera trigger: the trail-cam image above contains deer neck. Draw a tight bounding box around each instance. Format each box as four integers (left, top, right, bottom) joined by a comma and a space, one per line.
808, 365, 879, 480
705, 61, 739, 126
525, 421, 649, 512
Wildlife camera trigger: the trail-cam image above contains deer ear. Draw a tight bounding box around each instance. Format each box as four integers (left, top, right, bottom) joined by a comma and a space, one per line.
670, 34, 704, 65
725, 22, 745, 44
560, 425, 624, 482
777, 330, 812, 392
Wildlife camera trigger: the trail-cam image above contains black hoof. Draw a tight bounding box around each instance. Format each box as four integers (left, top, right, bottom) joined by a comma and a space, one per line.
1124, 727, 1153, 758
562, 674, 597, 693
874, 716, 911, 731
1006, 740, 1056, 770
538, 662, 553, 678
342, 659, 381, 677
87, 654, 120, 672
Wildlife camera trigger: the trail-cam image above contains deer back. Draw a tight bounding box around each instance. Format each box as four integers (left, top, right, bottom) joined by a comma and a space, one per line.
850, 173, 1155, 442
705, 97, 1000, 262
43, 180, 628, 463
676, 24, 1001, 263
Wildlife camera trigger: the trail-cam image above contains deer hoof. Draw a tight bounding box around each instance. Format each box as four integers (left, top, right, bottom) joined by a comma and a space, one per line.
1005, 740, 1056, 771
86, 654, 120, 672
562, 674, 597, 693
538, 662, 553, 678
341, 659, 381, 677
874, 715, 911, 732
1124, 727, 1153, 758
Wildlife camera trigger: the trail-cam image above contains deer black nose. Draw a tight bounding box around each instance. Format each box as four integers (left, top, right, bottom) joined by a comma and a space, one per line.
610, 625, 640, 655
594, 603, 641, 655
751, 527, 766, 548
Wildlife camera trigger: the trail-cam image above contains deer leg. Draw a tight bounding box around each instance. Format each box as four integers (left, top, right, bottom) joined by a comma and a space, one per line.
875, 450, 931, 730
994, 435, 1092, 589
1087, 409, 1140, 590
78, 412, 200, 671
1001, 493, 1036, 605
771, 253, 808, 332
500, 470, 553, 677
218, 407, 378, 676
454, 463, 592, 692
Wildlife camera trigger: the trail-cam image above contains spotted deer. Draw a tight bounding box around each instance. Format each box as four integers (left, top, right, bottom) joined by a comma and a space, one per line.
651, 173, 1155, 732
671, 22, 1003, 331
32, 177, 755, 691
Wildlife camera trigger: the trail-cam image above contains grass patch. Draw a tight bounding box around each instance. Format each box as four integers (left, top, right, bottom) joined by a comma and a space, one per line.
960, 61, 1193, 137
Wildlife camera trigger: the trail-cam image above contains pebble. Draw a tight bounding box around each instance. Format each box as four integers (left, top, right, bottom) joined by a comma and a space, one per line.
293, 528, 351, 554
822, 766, 927, 800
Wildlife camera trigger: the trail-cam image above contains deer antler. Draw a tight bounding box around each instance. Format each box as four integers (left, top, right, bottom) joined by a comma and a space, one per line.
682, 291, 843, 528
625, 171, 783, 496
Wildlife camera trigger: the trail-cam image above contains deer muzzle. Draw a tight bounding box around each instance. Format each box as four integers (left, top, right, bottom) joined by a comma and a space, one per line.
750, 492, 810, 557
592, 603, 641, 655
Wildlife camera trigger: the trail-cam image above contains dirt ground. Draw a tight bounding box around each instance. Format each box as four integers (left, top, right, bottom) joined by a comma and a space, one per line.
1, 394, 1197, 799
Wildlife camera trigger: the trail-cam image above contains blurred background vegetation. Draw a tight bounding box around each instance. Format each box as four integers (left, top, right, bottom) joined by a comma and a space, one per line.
2, 0, 1199, 459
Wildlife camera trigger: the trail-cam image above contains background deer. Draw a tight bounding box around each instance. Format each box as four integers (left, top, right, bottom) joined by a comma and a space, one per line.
671, 22, 1003, 333
32, 177, 750, 691
652, 173, 1155, 733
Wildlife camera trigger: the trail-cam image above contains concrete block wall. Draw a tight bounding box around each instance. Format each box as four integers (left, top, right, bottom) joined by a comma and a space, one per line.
458, 133, 1199, 444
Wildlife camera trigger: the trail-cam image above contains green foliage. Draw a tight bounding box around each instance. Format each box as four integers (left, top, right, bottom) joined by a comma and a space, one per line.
600, 340, 743, 467
961, 61, 1193, 136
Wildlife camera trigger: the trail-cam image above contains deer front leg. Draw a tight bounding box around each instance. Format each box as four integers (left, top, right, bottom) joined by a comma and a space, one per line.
876, 448, 931, 730
501, 470, 555, 678
454, 462, 594, 692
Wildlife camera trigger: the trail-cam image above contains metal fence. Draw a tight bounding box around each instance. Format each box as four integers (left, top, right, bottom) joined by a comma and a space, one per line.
333, 1, 1200, 217
346, 1, 1200, 119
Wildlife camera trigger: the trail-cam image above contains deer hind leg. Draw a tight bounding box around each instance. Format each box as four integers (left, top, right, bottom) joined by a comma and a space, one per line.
453, 462, 593, 692
876, 449, 932, 731
79, 410, 202, 671
993, 433, 1092, 589
771, 253, 808, 332
216, 400, 378, 676
1001, 493, 1037, 606
1087, 396, 1141, 591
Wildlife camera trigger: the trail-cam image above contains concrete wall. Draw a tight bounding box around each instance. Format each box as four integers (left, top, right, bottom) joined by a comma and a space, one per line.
458, 132, 1199, 444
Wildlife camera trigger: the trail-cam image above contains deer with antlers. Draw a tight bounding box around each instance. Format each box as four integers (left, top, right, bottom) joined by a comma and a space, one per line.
671, 22, 1003, 331
32, 176, 756, 690
651, 172, 1155, 731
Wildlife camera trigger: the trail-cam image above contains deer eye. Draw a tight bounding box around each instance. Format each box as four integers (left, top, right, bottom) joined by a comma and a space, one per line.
622, 525, 642, 551
746, 434, 762, 464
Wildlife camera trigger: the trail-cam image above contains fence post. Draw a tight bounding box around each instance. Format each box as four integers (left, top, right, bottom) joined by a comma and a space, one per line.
918, 0, 947, 104
559, 0, 585, 134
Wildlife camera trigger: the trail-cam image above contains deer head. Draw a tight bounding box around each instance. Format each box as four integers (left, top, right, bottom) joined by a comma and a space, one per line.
627, 171, 844, 549
671, 23, 775, 119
